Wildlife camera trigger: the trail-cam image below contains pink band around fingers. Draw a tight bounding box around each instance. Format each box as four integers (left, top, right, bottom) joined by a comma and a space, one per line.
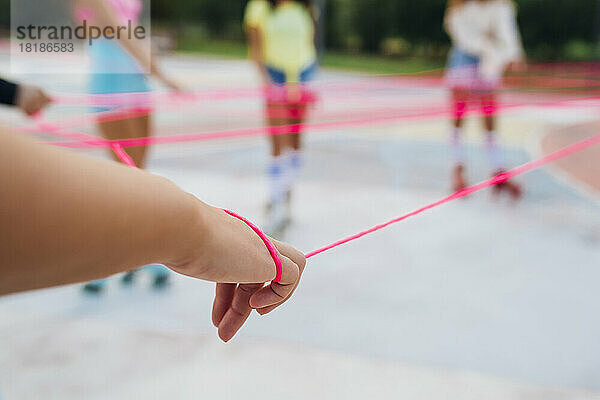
223, 210, 283, 283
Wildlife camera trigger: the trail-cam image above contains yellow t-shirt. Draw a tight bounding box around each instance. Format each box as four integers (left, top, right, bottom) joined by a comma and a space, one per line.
244, 1, 316, 83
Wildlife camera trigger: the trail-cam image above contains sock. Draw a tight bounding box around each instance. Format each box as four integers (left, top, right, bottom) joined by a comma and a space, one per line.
284, 149, 303, 190
451, 127, 466, 165
485, 130, 505, 170
268, 154, 287, 204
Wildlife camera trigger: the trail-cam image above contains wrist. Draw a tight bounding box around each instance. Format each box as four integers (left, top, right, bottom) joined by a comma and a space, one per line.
161, 190, 210, 269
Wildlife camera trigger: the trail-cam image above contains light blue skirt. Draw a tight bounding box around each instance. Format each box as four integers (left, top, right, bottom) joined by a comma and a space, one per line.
89, 40, 150, 112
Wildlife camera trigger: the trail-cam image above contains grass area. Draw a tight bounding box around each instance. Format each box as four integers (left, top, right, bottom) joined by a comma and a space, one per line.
321, 52, 443, 75
177, 38, 444, 75
178, 38, 249, 59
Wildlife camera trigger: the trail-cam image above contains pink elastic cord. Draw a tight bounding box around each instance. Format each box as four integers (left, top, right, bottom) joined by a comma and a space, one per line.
46, 95, 599, 150
481, 99, 497, 117
110, 143, 138, 168
305, 131, 600, 259
224, 210, 283, 283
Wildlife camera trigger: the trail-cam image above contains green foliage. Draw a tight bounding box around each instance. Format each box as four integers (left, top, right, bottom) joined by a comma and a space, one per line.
152, 0, 246, 39
0, 0, 597, 61
517, 0, 597, 59
0, 0, 11, 28
327, 0, 598, 59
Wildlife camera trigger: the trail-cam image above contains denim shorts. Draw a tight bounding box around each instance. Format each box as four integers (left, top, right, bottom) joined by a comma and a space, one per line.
264, 63, 318, 105
265, 62, 318, 85
445, 47, 498, 90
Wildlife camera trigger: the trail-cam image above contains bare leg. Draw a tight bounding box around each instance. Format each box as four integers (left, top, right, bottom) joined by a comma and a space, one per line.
452, 89, 468, 130
98, 114, 152, 168
480, 91, 504, 170
480, 91, 496, 133
288, 103, 307, 151
480, 91, 522, 199
266, 102, 292, 205
279, 103, 308, 220
451, 89, 469, 192
127, 114, 151, 168
264, 102, 294, 234
97, 113, 157, 285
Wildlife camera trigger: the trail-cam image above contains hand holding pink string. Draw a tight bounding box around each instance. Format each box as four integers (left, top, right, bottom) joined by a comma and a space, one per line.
174, 206, 305, 343
224, 210, 283, 282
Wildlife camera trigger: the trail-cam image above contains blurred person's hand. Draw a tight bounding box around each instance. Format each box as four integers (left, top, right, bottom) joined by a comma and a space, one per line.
151, 62, 182, 92
167, 204, 307, 343
16, 84, 51, 116
160, 75, 182, 92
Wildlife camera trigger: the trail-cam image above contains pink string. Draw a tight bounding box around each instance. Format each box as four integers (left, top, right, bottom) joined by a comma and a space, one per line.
32, 91, 599, 143
31, 113, 98, 143
224, 210, 283, 283
45, 94, 600, 150
29, 77, 600, 265
48, 70, 600, 108
213, 129, 600, 265
305, 131, 600, 259
110, 143, 138, 167
32, 114, 137, 166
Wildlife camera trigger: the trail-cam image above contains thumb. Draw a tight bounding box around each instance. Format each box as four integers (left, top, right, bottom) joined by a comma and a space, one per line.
249, 255, 300, 309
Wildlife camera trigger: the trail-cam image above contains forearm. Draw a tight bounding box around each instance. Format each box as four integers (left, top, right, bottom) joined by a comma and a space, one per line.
0, 131, 203, 295
251, 56, 266, 76
249, 43, 265, 71
0, 132, 307, 342
497, 6, 525, 62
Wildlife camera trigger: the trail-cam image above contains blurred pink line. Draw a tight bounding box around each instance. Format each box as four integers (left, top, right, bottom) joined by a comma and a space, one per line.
48, 71, 600, 109
110, 143, 138, 167
36, 117, 137, 167
32, 115, 135, 165
31, 114, 98, 143
45, 94, 600, 150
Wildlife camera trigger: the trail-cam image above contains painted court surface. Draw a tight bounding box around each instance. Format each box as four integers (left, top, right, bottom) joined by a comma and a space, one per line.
1, 54, 600, 399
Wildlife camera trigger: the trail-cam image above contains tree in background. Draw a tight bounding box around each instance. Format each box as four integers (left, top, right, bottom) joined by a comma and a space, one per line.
518, 0, 596, 59
0, 0, 597, 61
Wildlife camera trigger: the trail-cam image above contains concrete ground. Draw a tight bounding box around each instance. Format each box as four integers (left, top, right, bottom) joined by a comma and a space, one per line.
1, 53, 600, 399
540, 121, 600, 198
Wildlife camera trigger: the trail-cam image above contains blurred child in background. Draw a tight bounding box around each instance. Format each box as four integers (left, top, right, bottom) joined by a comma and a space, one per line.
75, 0, 179, 293
444, 0, 525, 198
244, 0, 318, 234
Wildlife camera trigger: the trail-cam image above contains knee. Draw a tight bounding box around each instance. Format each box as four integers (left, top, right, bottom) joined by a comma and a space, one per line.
481, 98, 497, 117
453, 100, 467, 119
